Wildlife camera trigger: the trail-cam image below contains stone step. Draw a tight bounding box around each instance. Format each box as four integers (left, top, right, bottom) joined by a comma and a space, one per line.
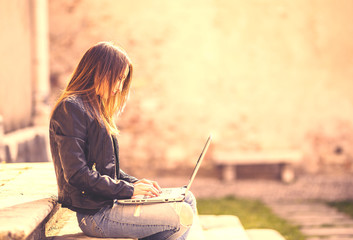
268, 201, 353, 239
199, 215, 287, 240
301, 226, 353, 236
0, 162, 58, 240
0, 198, 58, 240
285, 214, 353, 226
51, 213, 285, 240
50, 212, 288, 240
46, 206, 285, 240
49, 208, 206, 240
307, 237, 353, 240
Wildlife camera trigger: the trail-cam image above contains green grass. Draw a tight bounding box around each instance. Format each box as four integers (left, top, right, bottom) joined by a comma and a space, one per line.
328, 200, 353, 218
197, 196, 306, 240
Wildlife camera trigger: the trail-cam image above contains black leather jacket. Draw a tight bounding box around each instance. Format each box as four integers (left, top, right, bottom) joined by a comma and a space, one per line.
49, 95, 137, 212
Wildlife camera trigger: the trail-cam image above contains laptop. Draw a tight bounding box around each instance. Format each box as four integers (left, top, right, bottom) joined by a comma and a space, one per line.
117, 134, 212, 204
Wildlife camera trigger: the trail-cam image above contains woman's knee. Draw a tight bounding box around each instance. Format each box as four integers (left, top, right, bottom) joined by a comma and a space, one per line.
176, 202, 194, 227
184, 191, 197, 213
185, 191, 196, 203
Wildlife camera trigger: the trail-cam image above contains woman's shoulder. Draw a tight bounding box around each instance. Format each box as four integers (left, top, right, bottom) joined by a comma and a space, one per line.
52, 95, 87, 117
64, 95, 86, 109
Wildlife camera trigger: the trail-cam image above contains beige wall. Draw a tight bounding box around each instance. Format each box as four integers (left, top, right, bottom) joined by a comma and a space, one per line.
49, 0, 353, 174
0, 0, 34, 132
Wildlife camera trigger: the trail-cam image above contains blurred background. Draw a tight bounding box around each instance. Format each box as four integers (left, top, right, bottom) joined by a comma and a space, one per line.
1, 0, 353, 179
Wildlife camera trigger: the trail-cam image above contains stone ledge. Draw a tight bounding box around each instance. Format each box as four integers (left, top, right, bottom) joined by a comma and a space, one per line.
0, 162, 57, 209
0, 198, 58, 240
2, 126, 50, 163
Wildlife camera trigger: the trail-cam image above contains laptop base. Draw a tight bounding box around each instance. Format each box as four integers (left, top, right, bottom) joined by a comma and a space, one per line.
117, 187, 186, 205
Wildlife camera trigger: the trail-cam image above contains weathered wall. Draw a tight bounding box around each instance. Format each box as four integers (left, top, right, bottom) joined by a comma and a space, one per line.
0, 0, 50, 163
49, 0, 353, 174
0, 0, 34, 132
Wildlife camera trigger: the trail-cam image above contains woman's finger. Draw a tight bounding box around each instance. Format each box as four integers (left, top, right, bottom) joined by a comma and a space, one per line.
137, 179, 162, 193
133, 183, 160, 197
152, 181, 162, 192
143, 184, 160, 196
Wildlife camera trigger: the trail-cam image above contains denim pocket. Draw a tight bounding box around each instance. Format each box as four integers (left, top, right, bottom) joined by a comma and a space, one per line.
77, 214, 105, 238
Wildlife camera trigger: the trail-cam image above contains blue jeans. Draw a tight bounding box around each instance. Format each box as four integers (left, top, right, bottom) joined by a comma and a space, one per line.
77, 192, 197, 240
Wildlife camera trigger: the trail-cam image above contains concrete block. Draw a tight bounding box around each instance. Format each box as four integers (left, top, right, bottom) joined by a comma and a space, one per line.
199, 215, 243, 230
200, 215, 250, 240
204, 227, 250, 240
246, 229, 286, 240
187, 214, 206, 240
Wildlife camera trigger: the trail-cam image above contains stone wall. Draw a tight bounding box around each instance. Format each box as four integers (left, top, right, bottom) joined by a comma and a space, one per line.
0, 0, 34, 132
48, 0, 353, 175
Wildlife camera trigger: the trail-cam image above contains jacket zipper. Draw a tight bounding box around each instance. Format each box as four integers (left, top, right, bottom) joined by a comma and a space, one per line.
111, 135, 120, 180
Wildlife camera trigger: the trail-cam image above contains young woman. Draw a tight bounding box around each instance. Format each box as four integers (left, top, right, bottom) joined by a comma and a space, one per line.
49, 42, 196, 240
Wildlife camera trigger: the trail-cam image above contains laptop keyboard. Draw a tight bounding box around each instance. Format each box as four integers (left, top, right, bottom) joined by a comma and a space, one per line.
161, 188, 173, 195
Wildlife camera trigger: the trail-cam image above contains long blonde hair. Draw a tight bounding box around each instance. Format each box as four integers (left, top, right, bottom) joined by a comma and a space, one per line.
52, 42, 133, 135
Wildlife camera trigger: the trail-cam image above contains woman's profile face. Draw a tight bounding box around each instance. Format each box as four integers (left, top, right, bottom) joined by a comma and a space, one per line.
97, 65, 129, 99
113, 66, 129, 95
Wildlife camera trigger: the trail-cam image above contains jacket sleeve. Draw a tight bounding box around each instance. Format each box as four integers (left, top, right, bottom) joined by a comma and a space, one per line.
119, 169, 139, 183
50, 100, 134, 199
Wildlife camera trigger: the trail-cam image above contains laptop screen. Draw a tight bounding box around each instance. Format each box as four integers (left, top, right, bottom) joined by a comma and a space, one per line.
185, 134, 212, 194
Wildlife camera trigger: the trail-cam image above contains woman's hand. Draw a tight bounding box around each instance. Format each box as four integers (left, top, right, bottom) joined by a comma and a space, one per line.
132, 178, 162, 198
